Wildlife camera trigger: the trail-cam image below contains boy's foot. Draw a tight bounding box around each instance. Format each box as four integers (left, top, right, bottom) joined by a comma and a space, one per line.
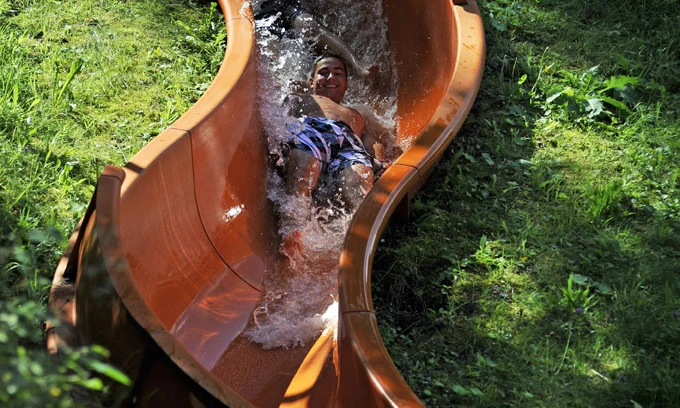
280, 230, 305, 258
361, 64, 380, 80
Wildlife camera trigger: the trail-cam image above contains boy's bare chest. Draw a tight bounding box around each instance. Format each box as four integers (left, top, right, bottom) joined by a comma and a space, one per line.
297, 96, 359, 134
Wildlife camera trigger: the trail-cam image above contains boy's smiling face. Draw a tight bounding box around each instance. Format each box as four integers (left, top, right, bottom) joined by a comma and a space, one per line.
310, 57, 348, 103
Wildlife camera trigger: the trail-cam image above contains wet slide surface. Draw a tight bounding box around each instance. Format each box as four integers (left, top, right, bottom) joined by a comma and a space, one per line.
47, 0, 484, 406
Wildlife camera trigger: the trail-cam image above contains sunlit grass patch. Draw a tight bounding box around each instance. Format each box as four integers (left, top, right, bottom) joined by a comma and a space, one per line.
1, 0, 224, 297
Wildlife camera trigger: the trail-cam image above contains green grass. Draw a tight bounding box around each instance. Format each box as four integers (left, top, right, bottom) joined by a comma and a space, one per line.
2, 0, 679, 406
373, 0, 680, 407
0, 0, 224, 405
1, 0, 224, 302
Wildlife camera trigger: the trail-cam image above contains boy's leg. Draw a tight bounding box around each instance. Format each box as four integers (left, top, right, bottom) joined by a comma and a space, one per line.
337, 163, 374, 212
281, 148, 321, 258
286, 148, 321, 198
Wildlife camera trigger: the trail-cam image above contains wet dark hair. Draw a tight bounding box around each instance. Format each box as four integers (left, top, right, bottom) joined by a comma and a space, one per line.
309, 53, 348, 77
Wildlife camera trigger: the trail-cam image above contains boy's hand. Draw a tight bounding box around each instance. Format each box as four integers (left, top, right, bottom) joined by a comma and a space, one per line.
372, 142, 385, 162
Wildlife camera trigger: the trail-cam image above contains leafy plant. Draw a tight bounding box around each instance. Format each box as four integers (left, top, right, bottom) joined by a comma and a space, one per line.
0, 299, 130, 407
542, 67, 640, 125
558, 274, 598, 313
54, 59, 84, 103
570, 273, 613, 296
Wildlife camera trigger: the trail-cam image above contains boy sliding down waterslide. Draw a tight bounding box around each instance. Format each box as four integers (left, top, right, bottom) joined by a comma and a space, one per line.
254, 0, 379, 79
280, 54, 387, 258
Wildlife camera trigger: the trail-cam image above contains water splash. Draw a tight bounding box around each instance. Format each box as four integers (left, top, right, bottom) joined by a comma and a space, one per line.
244, 0, 397, 350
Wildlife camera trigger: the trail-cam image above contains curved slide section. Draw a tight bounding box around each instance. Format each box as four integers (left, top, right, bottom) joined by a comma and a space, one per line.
46, 0, 485, 406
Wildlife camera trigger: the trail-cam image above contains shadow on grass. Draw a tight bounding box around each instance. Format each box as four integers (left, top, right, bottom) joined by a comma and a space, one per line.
373, 0, 680, 406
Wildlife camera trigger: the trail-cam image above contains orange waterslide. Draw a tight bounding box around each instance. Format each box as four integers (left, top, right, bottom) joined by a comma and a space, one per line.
46, 0, 484, 406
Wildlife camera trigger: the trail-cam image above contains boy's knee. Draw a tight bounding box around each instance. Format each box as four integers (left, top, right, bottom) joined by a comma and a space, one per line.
350, 164, 374, 184
339, 164, 373, 194
287, 149, 321, 196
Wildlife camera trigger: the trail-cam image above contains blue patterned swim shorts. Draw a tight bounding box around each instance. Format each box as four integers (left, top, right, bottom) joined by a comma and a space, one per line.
288, 116, 375, 176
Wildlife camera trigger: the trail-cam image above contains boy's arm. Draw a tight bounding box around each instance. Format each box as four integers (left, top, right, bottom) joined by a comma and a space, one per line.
372, 142, 386, 162
352, 110, 389, 162
292, 12, 378, 79
351, 108, 366, 139
362, 132, 386, 162
286, 94, 304, 117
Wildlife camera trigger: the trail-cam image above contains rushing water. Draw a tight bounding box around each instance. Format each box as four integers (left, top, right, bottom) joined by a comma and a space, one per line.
243, 0, 398, 350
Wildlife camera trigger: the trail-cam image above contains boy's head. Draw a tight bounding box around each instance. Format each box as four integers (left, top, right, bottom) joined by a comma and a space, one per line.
309, 53, 349, 103
309, 53, 348, 77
